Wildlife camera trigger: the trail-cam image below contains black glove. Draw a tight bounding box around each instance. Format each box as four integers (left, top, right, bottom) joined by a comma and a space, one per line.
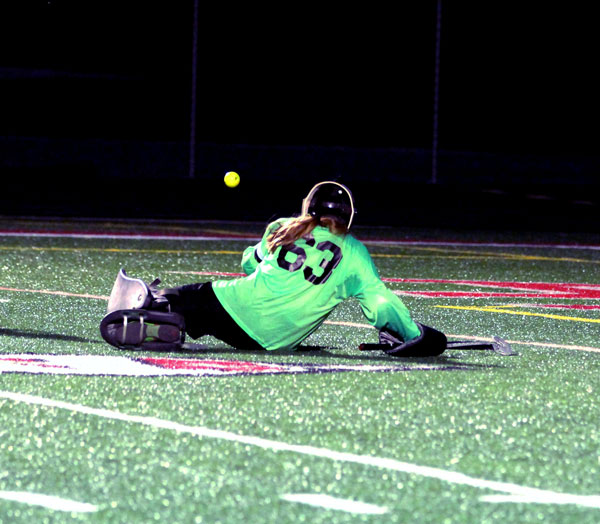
379, 323, 447, 357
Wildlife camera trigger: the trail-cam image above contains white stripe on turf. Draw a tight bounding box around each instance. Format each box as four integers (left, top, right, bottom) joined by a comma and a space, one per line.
2, 391, 600, 509
0, 490, 97, 512
3, 230, 600, 250
281, 493, 387, 514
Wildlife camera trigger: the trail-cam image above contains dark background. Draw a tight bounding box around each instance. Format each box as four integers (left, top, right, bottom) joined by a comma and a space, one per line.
1, 1, 598, 230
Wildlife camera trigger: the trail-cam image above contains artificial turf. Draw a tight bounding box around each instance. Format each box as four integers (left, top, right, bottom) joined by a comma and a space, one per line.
1, 219, 600, 523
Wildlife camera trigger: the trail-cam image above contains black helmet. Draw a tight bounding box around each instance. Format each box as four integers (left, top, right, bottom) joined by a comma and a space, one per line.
301, 181, 356, 228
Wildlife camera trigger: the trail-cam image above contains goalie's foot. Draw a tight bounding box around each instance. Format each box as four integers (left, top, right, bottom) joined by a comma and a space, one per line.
112, 321, 181, 346
100, 309, 186, 351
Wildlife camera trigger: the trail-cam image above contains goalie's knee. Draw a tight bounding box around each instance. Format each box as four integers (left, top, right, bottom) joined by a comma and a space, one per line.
100, 309, 186, 351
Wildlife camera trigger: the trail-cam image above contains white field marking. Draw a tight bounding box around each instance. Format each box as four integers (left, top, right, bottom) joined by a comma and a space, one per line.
439, 333, 600, 354
0, 490, 97, 512
1, 247, 588, 264
0, 286, 108, 300
323, 321, 600, 354
0, 354, 423, 376
3, 229, 600, 250
362, 240, 600, 251
324, 320, 372, 329
480, 494, 600, 506
281, 493, 388, 515
2, 391, 600, 509
437, 305, 600, 325
0, 282, 598, 354
0, 231, 260, 242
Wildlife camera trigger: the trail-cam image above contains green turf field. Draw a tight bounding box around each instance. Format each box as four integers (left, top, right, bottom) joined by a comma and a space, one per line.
1, 219, 600, 523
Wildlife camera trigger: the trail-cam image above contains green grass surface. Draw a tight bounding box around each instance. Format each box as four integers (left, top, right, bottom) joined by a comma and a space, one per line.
1, 219, 600, 523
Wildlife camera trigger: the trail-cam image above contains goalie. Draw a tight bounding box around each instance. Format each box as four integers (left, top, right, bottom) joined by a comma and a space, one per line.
100, 181, 447, 357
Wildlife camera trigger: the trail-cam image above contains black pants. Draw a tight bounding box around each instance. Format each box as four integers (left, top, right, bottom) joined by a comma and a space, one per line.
162, 282, 264, 350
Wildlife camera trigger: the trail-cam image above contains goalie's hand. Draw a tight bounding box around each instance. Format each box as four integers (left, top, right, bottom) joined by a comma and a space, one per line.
378, 323, 447, 357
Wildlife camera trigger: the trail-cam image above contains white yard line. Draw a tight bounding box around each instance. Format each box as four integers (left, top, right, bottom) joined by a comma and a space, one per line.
1, 391, 599, 509
281, 493, 388, 514
0, 285, 598, 353
323, 321, 600, 354
0, 232, 258, 241
363, 240, 600, 251
2, 230, 600, 250
0, 286, 108, 300
0, 490, 97, 512
480, 493, 600, 506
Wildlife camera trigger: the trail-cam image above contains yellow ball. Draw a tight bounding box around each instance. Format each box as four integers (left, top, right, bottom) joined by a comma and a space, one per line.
224, 171, 240, 188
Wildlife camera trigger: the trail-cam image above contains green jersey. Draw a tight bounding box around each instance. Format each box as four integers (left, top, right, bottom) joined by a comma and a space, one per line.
212, 218, 420, 351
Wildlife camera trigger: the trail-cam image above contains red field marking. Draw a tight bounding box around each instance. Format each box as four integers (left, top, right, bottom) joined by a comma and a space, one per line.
388, 279, 600, 299
141, 357, 285, 373
168, 273, 600, 301
0, 357, 69, 369
4, 228, 600, 254
3, 274, 600, 304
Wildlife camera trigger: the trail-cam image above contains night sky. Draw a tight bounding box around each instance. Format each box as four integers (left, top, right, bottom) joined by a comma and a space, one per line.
1, 1, 597, 157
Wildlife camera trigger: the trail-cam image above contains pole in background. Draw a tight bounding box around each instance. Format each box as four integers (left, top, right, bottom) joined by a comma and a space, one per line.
188, 0, 199, 178
431, 0, 442, 184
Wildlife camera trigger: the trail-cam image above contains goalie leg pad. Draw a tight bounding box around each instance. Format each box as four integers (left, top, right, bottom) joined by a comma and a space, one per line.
380, 323, 447, 357
100, 309, 186, 351
107, 269, 170, 313
107, 269, 152, 313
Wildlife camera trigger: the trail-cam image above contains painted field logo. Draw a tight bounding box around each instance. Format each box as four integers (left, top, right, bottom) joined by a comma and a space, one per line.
0, 354, 456, 377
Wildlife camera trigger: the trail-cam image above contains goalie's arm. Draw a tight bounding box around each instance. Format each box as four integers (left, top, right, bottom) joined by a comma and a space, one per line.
347, 243, 447, 356
240, 218, 288, 275
348, 242, 421, 342
355, 280, 422, 342
241, 242, 265, 275
353, 275, 446, 357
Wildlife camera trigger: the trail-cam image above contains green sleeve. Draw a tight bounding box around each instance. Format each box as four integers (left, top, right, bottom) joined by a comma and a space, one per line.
240, 219, 288, 275
350, 242, 421, 342
241, 244, 261, 275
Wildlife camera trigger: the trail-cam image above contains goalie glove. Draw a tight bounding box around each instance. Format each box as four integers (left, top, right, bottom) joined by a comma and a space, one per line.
379, 323, 447, 357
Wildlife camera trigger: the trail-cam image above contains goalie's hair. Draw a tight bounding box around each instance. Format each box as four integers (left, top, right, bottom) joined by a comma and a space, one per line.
267, 215, 347, 254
